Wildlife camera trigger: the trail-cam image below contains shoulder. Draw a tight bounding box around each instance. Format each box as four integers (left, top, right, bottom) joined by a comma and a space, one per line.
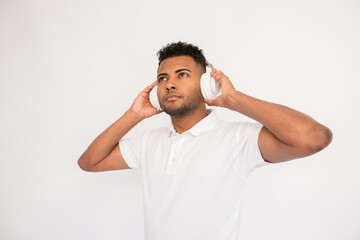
217, 120, 263, 133
211, 120, 263, 142
140, 127, 170, 139
121, 127, 169, 142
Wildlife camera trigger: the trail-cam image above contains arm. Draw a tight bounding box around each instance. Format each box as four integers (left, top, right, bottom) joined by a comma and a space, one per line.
205, 68, 333, 163
77, 81, 161, 172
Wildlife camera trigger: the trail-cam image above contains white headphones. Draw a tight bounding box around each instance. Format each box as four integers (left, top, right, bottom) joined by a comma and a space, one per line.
149, 65, 221, 111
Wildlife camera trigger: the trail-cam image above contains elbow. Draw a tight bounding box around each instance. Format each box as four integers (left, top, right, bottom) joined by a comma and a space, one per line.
77, 157, 87, 171
78, 157, 94, 172
305, 125, 333, 154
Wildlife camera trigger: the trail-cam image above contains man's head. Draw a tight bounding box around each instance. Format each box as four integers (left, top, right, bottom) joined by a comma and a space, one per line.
156, 42, 208, 116
157, 42, 207, 73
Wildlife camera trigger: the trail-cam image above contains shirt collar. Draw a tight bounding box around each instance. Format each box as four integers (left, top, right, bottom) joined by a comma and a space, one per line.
168, 109, 219, 137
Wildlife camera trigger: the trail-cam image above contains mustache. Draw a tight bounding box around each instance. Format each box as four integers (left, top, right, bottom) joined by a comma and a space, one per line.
164, 91, 183, 101
166, 91, 183, 97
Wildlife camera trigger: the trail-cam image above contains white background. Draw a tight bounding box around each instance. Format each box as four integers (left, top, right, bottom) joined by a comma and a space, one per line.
1, 0, 359, 239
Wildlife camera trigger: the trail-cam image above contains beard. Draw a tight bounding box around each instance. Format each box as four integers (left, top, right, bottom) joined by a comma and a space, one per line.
161, 91, 204, 116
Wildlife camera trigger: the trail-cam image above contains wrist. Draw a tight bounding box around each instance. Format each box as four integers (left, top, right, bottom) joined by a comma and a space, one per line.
224, 91, 245, 111
126, 108, 144, 123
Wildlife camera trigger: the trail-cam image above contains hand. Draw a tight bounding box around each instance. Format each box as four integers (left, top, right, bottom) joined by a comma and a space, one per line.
130, 81, 162, 119
204, 68, 237, 108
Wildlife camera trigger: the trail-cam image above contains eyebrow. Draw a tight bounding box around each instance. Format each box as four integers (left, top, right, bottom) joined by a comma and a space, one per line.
175, 68, 191, 73
157, 68, 191, 78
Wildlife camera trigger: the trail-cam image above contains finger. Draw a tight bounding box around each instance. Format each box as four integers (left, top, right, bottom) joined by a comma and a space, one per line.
211, 68, 220, 77
215, 69, 227, 77
204, 98, 216, 106
211, 66, 220, 72
214, 70, 230, 82
150, 80, 158, 87
152, 108, 163, 114
211, 71, 225, 82
210, 69, 221, 79
144, 80, 158, 93
218, 70, 228, 78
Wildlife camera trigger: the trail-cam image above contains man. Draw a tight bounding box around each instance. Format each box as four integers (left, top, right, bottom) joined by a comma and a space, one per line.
78, 42, 332, 240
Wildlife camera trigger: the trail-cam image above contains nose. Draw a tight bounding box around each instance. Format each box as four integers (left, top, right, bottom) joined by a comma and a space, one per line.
165, 79, 177, 91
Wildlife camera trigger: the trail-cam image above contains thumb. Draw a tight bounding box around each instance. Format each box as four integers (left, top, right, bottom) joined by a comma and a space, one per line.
204, 99, 217, 106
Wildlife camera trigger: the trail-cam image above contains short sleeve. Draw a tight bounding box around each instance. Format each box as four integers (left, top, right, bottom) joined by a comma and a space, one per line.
119, 133, 145, 169
241, 122, 272, 174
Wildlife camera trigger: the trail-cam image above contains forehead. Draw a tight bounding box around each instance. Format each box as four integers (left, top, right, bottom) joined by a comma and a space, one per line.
157, 55, 200, 74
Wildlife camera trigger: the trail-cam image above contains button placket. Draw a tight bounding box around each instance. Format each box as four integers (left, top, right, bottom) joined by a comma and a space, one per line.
165, 134, 185, 174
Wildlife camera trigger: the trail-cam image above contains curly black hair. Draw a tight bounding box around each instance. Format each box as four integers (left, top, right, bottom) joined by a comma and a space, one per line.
157, 41, 207, 71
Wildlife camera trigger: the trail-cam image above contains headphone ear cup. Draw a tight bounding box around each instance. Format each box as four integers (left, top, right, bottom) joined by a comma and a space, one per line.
200, 67, 221, 100
149, 86, 162, 110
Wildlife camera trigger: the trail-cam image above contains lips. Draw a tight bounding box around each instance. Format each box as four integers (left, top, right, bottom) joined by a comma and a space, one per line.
165, 93, 182, 102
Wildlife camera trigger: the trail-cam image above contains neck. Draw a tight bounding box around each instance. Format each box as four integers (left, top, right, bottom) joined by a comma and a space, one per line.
170, 106, 208, 134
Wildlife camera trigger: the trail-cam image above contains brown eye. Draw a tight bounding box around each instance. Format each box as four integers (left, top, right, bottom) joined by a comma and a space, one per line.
158, 77, 167, 82
179, 72, 189, 77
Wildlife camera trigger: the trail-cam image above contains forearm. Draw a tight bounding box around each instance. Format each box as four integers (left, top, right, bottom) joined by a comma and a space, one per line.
225, 91, 332, 148
78, 109, 142, 168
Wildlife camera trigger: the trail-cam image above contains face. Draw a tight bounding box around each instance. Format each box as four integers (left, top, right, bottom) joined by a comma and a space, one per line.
157, 55, 205, 116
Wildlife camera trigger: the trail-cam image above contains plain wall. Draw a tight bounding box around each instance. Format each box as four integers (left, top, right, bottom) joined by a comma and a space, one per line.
1, 0, 359, 239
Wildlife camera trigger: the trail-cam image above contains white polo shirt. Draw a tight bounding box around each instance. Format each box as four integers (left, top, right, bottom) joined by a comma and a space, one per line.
119, 110, 271, 240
